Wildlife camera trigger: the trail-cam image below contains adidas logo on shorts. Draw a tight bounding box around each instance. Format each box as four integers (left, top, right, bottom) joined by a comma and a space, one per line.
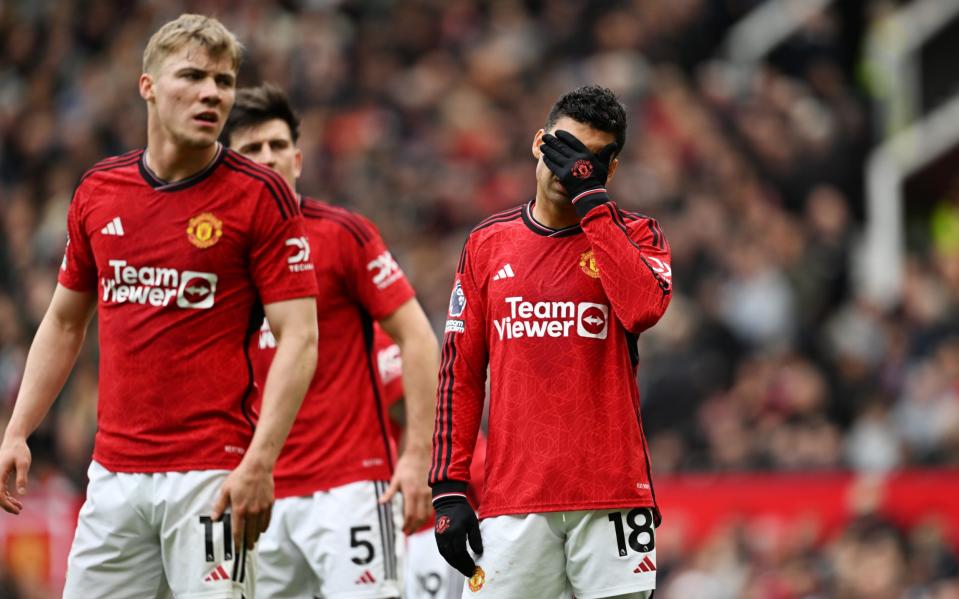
633, 556, 656, 573
204, 564, 230, 582
355, 569, 377, 584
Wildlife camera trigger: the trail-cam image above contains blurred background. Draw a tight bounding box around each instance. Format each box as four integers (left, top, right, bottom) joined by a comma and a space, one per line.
1, 0, 959, 597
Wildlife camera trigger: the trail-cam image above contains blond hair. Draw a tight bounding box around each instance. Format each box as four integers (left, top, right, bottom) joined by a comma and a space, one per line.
142, 14, 242, 75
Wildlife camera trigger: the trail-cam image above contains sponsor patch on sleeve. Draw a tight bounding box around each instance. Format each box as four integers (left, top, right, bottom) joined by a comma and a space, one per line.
448, 280, 467, 317
286, 236, 314, 272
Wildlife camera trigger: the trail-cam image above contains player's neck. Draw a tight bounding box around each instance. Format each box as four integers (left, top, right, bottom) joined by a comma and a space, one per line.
144, 136, 220, 183
532, 194, 580, 229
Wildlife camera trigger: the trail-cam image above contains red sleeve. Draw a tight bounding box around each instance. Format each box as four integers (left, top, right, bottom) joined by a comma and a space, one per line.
580, 202, 672, 333
373, 325, 404, 406
249, 189, 318, 304
466, 431, 487, 509
58, 183, 98, 292
430, 236, 487, 498
344, 216, 415, 320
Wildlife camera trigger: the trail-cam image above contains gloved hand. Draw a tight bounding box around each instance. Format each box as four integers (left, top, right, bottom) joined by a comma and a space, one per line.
433, 494, 483, 577
540, 130, 618, 216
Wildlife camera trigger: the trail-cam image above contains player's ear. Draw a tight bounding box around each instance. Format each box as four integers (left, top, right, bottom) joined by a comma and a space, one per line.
139, 73, 155, 102
294, 148, 303, 180
607, 157, 620, 184
531, 129, 546, 161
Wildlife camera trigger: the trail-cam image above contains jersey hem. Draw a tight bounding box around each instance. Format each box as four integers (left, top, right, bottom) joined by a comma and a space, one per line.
259, 287, 320, 306
275, 469, 392, 499
91, 457, 239, 473
367, 290, 416, 321
479, 497, 655, 519
57, 278, 96, 293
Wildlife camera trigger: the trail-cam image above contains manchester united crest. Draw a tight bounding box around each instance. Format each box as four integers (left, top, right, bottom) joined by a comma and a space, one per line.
579, 250, 600, 278
187, 213, 223, 249
435, 515, 451, 535
572, 159, 593, 179
468, 566, 486, 592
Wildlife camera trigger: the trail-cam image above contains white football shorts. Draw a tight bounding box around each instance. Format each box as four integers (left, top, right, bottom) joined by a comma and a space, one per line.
405, 526, 462, 599
462, 508, 656, 599
255, 480, 403, 598
63, 460, 253, 599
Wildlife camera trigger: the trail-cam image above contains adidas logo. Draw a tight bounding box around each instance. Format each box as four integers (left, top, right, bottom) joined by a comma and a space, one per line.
100, 217, 125, 236
355, 570, 376, 585
492, 264, 515, 281
204, 564, 230, 582
633, 556, 656, 574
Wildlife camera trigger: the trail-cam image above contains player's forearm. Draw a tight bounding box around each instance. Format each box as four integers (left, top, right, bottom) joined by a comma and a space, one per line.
398, 328, 440, 455
580, 204, 672, 332
4, 316, 87, 441
242, 328, 317, 469
430, 381, 484, 492
431, 354, 486, 487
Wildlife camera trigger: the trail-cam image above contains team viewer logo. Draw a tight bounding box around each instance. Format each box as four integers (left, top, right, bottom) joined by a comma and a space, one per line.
177, 271, 218, 309
577, 303, 608, 339
186, 213, 223, 249
101, 260, 217, 310
493, 297, 609, 340
579, 250, 600, 278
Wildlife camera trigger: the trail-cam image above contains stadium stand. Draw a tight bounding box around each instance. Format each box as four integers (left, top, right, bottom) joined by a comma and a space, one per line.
0, 1, 957, 596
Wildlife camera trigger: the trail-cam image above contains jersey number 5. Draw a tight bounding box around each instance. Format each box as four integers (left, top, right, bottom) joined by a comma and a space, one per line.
350, 525, 375, 565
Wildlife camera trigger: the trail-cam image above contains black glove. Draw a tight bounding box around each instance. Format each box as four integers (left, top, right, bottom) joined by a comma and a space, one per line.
433, 494, 483, 577
540, 130, 618, 217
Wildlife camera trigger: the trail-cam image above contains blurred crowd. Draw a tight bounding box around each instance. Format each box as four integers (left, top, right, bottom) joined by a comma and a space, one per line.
658, 513, 959, 599
1, 0, 958, 597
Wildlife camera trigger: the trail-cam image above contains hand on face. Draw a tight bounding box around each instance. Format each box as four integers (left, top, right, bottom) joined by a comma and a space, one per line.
540, 130, 617, 202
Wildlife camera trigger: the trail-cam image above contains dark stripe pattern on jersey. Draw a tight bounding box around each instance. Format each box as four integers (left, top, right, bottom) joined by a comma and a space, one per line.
300, 200, 372, 246
240, 302, 265, 432
606, 205, 671, 295
471, 206, 523, 233
138, 146, 226, 192
521, 201, 582, 238
431, 336, 457, 484
222, 152, 299, 220
619, 209, 667, 251
77, 150, 144, 187
431, 240, 477, 485
360, 309, 395, 472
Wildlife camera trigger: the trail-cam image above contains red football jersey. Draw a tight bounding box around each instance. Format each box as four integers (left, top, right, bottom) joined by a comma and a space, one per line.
375, 326, 405, 422
430, 200, 672, 518
58, 147, 318, 472
376, 326, 406, 445
379, 327, 486, 533
251, 198, 416, 498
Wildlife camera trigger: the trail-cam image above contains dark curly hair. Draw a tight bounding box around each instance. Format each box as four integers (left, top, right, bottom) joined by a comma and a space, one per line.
545, 85, 627, 157
221, 83, 300, 145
